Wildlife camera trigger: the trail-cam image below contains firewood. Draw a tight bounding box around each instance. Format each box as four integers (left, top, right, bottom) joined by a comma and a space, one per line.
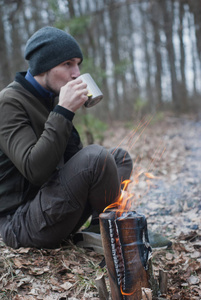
159, 268, 168, 294
99, 210, 159, 299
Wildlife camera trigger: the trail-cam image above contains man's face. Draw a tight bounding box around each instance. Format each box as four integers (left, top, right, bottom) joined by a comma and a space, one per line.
43, 58, 81, 95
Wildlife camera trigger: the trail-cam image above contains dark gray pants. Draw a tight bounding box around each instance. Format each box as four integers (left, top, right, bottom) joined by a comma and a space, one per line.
0, 145, 132, 249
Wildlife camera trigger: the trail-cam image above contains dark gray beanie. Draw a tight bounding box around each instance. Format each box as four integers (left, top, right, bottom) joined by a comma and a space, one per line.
25, 26, 83, 76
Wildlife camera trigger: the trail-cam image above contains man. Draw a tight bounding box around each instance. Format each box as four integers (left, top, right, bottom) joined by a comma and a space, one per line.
0, 26, 133, 249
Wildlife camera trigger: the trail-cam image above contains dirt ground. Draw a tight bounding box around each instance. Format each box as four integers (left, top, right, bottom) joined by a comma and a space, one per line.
0, 112, 201, 299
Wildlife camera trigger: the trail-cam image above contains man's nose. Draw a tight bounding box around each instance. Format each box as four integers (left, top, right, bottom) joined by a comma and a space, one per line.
72, 66, 80, 79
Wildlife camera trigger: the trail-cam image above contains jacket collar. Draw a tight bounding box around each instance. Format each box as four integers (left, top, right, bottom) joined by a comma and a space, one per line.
15, 72, 56, 111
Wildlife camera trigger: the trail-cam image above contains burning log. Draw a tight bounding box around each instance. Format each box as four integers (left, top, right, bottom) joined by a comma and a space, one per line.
99, 210, 153, 300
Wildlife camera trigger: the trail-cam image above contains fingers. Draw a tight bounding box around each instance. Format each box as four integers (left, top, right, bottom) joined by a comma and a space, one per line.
58, 78, 89, 112
68, 78, 88, 98
70, 77, 87, 89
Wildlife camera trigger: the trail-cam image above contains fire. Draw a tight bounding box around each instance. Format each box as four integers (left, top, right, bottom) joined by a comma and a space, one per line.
103, 179, 134, 215
103, 170, 158, 217
104, 167, 159, 213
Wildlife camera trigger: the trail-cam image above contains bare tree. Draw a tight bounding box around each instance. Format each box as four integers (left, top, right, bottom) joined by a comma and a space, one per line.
107, 0, 121, 119
0, 3, 11, 87
161, 0, 181, 111
178, 1, 188, 111
1, 0, 201, 116
188, 1, 201, 62
10, 1, 25, 74
67, 0, 76, 18
125, 1, 140, 103
140, 4, 155, 112
150, 2, 163, 108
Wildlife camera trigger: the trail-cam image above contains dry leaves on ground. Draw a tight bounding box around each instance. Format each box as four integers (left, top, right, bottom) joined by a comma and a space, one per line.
0, 241, 106, 299
0, 112, 201, 299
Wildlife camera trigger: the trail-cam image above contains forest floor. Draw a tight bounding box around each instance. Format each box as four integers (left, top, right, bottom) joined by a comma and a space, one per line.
0, 112, 201, 300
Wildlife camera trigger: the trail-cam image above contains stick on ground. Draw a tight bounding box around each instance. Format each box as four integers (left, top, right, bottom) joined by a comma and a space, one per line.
95, 274, 109, 300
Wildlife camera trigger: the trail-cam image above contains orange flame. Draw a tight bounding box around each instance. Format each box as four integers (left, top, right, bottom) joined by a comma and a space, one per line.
103, 179, 134, 216
103, 170, 160, 216
144, 172, 157, 179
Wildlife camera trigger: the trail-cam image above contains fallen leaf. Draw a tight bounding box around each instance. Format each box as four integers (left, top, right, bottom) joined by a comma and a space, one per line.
166, 252, 174, 260
60, 281, 73, 290
187, 275, 200, 285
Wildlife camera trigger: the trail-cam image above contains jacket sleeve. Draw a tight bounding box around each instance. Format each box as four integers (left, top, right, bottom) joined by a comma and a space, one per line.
0, 93, 73, 186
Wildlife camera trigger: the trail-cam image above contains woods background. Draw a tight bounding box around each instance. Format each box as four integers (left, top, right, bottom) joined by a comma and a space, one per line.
0, 0, 201, 122
0, 2, 201, 298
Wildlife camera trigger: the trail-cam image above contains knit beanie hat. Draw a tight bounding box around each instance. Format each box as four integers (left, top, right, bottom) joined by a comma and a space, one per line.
24, 26, 83, 76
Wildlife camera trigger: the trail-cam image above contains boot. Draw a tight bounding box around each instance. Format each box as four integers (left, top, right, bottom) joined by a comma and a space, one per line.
73, 228, 172, 254
148, 230, 172, 249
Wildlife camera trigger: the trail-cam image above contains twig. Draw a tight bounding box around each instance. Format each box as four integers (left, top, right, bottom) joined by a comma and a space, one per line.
142, 287, 152, 300
95, 274, 109, 300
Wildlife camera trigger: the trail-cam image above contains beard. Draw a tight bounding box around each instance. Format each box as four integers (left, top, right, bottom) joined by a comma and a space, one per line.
44, 72, 63, 96
45, 82, 60, 96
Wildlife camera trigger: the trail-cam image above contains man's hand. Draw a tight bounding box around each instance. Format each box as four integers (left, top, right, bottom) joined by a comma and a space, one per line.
58, 78, 88, 112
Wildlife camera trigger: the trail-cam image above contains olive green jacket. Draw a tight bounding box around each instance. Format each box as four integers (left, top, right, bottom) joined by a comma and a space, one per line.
0, 72, 82, 214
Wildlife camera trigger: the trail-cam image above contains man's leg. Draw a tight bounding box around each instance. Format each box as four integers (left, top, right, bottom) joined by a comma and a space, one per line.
83, 147, 133, 230
0, 145, 121, 249
109, 147, 133, 186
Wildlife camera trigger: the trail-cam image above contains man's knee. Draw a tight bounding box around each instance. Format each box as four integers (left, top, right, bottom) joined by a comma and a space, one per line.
85, 144, 117, 176
61, 144, 117, 190
110, 147, 133, 166
109, 147, 133, 182
85, 145, 133, 180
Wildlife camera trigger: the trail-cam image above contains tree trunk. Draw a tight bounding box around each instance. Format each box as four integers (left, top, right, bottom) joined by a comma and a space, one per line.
161, 0, 180, 111
0, 3, 11, 88
178, 1, 188, 111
